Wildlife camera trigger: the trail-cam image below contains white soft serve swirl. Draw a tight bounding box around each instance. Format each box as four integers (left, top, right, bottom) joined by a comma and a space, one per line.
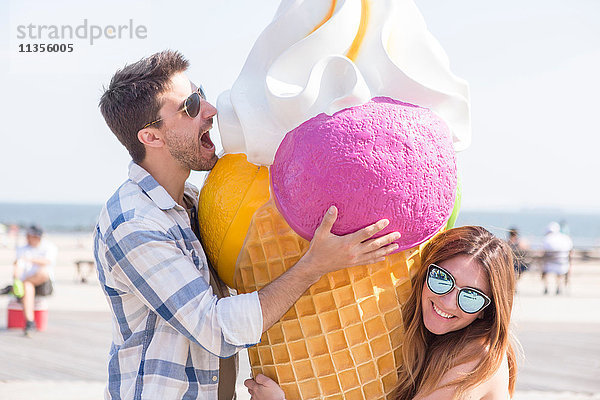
217, 0, 471, 166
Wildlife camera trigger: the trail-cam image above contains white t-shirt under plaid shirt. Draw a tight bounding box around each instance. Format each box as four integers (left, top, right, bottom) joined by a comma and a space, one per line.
94, 162, 263, 399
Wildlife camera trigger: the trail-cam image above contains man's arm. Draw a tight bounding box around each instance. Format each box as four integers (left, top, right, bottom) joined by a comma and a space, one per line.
15, 246, 54, 268
258, 206, 399, 332
97, 207, 398, 357
27, 256, 51, 266
12, 248, 52, 278
96, 220, 262, 358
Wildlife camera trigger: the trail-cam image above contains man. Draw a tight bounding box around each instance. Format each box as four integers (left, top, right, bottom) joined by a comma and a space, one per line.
541, 221, 573, 295
7, 225, 55, 336
95, 50, 399, 399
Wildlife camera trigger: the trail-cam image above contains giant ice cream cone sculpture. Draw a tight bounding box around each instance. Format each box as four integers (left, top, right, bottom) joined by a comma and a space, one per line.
198, 1, 470, 398
236, 200, 421, 398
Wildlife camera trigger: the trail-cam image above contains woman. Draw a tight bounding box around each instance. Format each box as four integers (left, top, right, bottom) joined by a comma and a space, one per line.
245, 226, 518, 399
395, 225, 517, 399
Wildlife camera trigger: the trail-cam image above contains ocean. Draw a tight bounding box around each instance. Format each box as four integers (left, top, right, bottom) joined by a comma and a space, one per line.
455, 210, 600, 250
0, 202, 102, 233
0, 202, 598, 250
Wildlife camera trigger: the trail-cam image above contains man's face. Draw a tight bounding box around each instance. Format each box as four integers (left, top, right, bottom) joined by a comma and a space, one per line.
26, 234, 41, 247
157, 72, 218, 171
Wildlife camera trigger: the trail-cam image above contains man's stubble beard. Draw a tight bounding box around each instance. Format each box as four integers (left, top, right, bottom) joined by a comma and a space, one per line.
164, 129, 217, 172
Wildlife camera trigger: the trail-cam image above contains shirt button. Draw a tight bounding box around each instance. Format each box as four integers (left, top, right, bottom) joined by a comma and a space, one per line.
212, 376, 217, 382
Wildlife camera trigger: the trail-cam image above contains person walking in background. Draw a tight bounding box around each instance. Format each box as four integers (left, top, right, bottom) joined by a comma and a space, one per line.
507, 227, 529, 280
542, 221, 573, 295
0, 225, 56, 336
559, 219, 573, 286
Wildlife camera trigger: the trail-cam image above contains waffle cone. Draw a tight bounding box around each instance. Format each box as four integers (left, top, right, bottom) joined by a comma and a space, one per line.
235, 200, 423, 399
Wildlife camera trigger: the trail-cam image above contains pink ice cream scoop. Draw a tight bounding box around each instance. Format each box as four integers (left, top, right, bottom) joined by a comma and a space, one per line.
270, 97, 457, 251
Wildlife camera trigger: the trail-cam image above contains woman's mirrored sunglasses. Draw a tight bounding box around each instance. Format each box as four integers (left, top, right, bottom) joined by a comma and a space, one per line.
142, 85, 206, 129
426, 264, 491, 314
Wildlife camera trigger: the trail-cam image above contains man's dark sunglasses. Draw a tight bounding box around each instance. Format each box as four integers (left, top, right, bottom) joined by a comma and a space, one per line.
142, 85, 206, 129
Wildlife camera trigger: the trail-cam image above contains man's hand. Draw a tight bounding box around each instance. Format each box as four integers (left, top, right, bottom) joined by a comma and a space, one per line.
258, 205, 400, 332
300, 205, 400, 281
244, 374, 285, 400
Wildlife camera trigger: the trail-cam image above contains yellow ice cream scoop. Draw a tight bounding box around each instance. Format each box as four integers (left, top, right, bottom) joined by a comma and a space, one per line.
197, 153, 270, 287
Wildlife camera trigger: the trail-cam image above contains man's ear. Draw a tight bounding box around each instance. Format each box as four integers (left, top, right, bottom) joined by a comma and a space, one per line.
138, 128, 165, 148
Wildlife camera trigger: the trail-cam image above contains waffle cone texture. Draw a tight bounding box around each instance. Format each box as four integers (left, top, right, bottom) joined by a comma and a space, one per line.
235, 200, 423, 399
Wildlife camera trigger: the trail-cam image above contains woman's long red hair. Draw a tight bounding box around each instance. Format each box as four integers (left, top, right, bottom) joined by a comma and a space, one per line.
395, 226, 517, 399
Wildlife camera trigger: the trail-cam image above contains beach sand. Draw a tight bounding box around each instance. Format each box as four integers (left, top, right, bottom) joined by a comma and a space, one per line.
0, 233, 598, 399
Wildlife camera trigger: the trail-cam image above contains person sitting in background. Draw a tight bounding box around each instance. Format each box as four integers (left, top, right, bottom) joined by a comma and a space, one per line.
0, 225, 56, 336
507, 227, 529, 279
245, 226, 518, 399
541, 221, 573, 295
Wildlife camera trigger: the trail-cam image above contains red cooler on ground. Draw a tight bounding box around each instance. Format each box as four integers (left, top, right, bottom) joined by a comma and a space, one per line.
7, 298, 49, 331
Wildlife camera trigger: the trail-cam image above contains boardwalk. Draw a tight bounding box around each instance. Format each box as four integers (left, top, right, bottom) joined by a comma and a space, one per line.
511, 264, 600, 396
0, 234, 599, 399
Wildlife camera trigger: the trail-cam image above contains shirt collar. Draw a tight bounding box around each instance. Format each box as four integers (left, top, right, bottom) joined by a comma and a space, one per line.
128, 162, 199, 211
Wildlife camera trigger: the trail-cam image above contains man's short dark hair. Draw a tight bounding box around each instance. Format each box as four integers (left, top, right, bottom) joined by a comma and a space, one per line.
99, 50, 190, 163
26, 225, 43, 237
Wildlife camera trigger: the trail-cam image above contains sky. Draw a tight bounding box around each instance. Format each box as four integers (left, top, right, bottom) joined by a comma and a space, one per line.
1, 0, 599, 212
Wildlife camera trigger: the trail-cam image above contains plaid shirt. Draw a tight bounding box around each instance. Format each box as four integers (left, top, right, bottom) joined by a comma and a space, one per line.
94, 162, 262, 399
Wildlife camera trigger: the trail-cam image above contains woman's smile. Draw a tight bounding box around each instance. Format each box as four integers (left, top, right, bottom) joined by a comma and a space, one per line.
432, 301, 455, 319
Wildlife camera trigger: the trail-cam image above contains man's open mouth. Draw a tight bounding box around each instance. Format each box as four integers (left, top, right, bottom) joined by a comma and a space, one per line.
200, 129, 215, 150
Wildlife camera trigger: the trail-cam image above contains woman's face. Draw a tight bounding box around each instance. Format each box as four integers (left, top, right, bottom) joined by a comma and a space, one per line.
421, 254, 491, 335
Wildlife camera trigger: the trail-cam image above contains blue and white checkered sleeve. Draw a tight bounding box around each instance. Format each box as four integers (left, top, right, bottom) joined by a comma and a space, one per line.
102, 220, 262, 357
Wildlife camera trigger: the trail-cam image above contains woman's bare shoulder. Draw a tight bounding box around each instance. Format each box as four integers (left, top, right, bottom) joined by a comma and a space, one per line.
467, 352, 510, 399
415, 347, 509, 400
413, 344, 487, 400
